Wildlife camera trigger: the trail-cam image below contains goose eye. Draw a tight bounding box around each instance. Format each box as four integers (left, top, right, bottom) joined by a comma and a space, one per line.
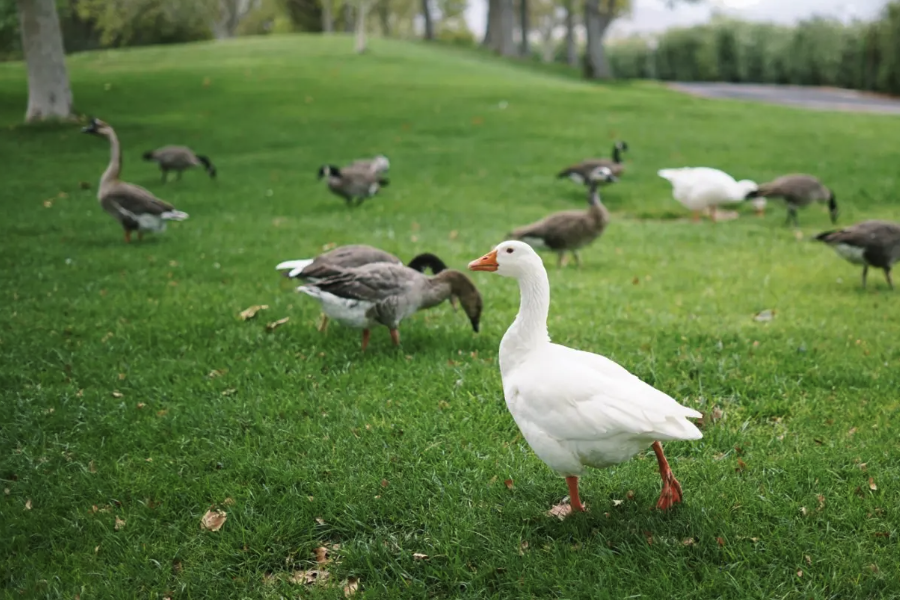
506, 248, 514, 254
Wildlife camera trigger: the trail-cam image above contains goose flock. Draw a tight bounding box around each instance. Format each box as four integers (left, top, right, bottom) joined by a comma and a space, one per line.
78, 117, 900, 515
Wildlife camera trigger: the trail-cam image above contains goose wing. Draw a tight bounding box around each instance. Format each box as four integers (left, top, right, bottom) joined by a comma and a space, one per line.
103, 182, 175, 215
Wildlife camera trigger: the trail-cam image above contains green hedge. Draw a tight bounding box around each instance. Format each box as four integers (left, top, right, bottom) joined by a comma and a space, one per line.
609, 3, 900, 95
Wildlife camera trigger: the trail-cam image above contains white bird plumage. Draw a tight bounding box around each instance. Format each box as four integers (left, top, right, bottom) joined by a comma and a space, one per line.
469, 240, 702, 513
658, 167, 757, 222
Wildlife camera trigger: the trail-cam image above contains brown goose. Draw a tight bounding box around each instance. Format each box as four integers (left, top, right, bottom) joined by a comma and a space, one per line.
317, 164, 388, 207
276, 244, 444, 282
746, 174, 838, 227
81, 118, 189, 243
296, 263, 483, 350
510, 172, 613, 268
143, 146, 216, 183
557, 141, 628, 186
815, 220, 900, 290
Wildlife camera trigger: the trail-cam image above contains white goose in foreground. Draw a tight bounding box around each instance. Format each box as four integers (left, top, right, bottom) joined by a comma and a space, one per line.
468, 241, 702, 513
658, 167, 757, 223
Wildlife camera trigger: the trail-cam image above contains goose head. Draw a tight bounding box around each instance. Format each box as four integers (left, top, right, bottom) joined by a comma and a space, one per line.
468, 241, 542, 279
734, 179, 758, 200
317, 165, 341, 180
588, 166, 617, 184
436, 270, 483, 332
81, 117, 113, 138
372, 155, 390, 172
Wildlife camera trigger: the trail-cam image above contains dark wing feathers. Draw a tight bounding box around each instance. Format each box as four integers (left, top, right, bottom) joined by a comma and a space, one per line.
309, 264, 419, 302
302, 245, 400, 279
104, 182, 175, 215
511, 211, 594, 249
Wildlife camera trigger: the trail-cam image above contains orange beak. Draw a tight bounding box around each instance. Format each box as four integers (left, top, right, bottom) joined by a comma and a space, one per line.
468, 249, 499, 272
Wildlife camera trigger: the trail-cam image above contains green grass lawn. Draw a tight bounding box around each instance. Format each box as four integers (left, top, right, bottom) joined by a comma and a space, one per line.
2, 34, 900, 599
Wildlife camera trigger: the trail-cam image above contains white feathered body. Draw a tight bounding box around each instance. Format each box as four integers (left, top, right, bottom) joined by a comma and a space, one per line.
658, 167, 756, 212
297, 287, 377, 329
501, 339, 702, 478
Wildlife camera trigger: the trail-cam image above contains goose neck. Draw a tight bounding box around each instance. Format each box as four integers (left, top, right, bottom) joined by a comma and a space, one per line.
500, 266, 551, 372
101, 129, 122, 188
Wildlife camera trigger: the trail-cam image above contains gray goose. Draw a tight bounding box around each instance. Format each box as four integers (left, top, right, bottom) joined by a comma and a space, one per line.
318, 164, 389, 206
815, 220, 900, 290
746, 174, 838, 226
143, 145, 216, 183
348, 155, 390, 175
81, 118, 189, 243
510, 171, 613, 268
297, 263, 483, 350
557, 141, 628, 186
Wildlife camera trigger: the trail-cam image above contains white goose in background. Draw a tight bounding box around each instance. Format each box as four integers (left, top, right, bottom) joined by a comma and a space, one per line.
468, 241, 702, 513
658, 167, 757, 222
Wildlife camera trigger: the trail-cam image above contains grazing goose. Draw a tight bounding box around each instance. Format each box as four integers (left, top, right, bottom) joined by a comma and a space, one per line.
510, 173, 613, 268
296, 263, 483, 350
658, 167, 757, 222
348, 155, 390, 175
81, 118, 189, 243
143, 146, 216, 183
557, 141, 628, 186
318, 164, 389, 207
815, 220, 900, 290
467, 241, 702, 514
746, 174, 838, 227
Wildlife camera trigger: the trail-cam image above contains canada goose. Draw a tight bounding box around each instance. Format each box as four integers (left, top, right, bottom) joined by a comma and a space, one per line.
814, 220, 900, 290
143, 146, 216, 183
510, 170, 614, 268
557, 141, 628, 186
348, 155, 390, 175
317, 164, 389, 207
296, 263, 483, 350
658, 167, 757, 222
81, 118, 189, 242
746, 174, 838, 227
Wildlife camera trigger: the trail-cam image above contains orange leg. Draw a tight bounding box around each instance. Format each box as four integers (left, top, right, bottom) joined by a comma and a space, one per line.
123, 230, 132, 243
317, 314, 329, 333
652, 441, 683, 510
566, 476, 586, 512
709, 205, 718, 223
361, 329, 370, 351
389, 328, 400, 346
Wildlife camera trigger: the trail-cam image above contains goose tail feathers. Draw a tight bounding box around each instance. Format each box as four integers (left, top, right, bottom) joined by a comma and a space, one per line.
161, 210, 189, 221
275, 258, 314, 278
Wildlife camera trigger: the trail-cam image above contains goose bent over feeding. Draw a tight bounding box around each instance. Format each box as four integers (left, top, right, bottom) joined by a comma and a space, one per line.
510, 174, 613, 268
557, 141, 628, 186
348, 155, 390, 175
318, 164, 389, 207
658, 167, 757, 222
81, 118, 189, 243
746, 174, 838, 227
296, 263, 483, 350
143, 146, 216, 183
468, 241, 702, 514
815, 220, 900, 290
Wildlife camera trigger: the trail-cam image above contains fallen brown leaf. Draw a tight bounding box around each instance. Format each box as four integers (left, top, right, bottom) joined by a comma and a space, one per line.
290, 569, 329, 584
221, 389, 237, 396
412, 552, 428, 560
805, 555, 811, 565
201, 509, 227, 532
315, 517, 325, 526
612, 499, 623, 507
89, 460, 97, 473
449, 230, 459, 240
626, 490, 635, 500
118, 373, 126, 380
315, 546, 329, 564
817, 494, 826, 511
873, 532, 890, 538
859, 462, 868, 471
797, 570, 803, 577
43, 200, 53, 208
266, 317, 289, 332
136, 402, 145, 409
239, 305, 268, 321
868, 477, 877, 491
25, 499, 32, 510
644, 531, 653, 545
222, 497, 235, 506
111, 391, 123, 398
716, 536, 725, 547
754, 309, 775, 322
518, 540, 529, 554
736, 458, 747, 473
208, 369, 226, 378
156, 409, 168, 417
800, 506, 808, 516
381, 479, 389, 488
848, 427, 858, 436
683, 537, 696, 546
547, 502, 572, 520
343, 576, 359, 596
504, 478, 513, 490
115, 516, 125, 530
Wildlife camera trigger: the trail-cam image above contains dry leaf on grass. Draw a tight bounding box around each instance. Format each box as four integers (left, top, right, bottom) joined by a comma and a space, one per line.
118, 373, 126, 380
266, 317, 289, 332
518, 541, 529, 555
503, 479, 514, 490
136, 403, 145, 409
754, 309, 775, 322
208, 369, 226, 378
626, 490, 635, 500
315, 546, 330, 565
868, 477, 877, 491
412, 553, 429, 560
612, 499, 623, 507
221, 389, 237, 396
817, 494, 826, 511
343, 576, 360, 597
25, 499, 32, 510
797, 570, 803, 577
716, 537, 725, 547
735, 458, 747, 473
115, 516, 125, 530
290, 569, 330, 584
547, 502, 573, 520
222, 497, 235, 506
315, 517, 325, 526
800, 506, 808, 516
111, 391, 123, 398
380, 479, 389, 488
805, 555, 812, 565
682, 537, 696, 546
239, 305, 268, 320
201, 509, 227, 532
848, 427, 858, 436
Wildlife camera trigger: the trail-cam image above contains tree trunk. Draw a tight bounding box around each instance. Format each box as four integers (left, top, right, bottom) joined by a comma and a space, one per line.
539, 16, 555, 63
343, 2, 354, 33
377, 0, 390, 36
498, 0, 516, 57
322, 0, 334, 33
16, 0, 72, 122
354, 0, 367, 52
421, 0, 434, 40
564, 0, 577, 67
583, 0, 614, 79
519, 0, 529, 57
483, 0, 498, 47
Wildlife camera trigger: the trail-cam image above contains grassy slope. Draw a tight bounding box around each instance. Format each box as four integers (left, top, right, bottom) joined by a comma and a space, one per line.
1, 35, 899, 599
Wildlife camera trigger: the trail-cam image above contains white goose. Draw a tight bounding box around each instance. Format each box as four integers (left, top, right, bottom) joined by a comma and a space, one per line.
468, 241, 702, 513
658, 167, 757, 222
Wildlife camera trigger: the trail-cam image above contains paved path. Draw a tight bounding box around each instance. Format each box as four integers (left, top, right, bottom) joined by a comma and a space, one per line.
668, 82, 900, 115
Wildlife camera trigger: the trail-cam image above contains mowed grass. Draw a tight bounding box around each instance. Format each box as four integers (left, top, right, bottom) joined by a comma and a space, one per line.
2, 34, 900, 599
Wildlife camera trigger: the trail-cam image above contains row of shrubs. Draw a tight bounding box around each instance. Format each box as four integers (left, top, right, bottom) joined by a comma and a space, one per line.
608, 4, 900, 95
